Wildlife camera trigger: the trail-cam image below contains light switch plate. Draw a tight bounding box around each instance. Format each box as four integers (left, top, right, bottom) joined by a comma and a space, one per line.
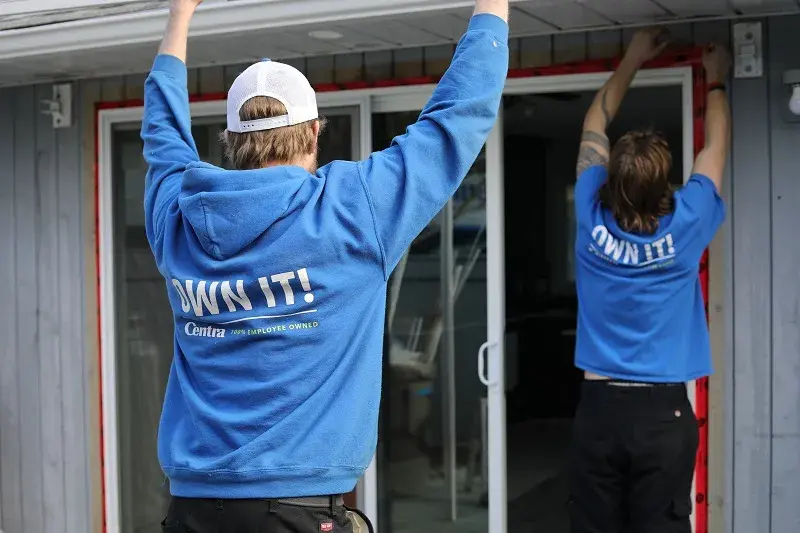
733, 22, 763, 79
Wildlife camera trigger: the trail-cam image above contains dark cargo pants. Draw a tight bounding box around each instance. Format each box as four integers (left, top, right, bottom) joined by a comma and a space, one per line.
161, 495, 373, 533
569, 380, 699, 533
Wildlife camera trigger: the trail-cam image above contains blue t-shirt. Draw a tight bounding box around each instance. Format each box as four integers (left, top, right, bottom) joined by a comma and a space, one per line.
573, 166, 725, 382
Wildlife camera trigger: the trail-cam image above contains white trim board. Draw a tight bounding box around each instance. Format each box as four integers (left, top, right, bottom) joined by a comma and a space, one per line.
97, 66, 694, 533
0, 0, 517, 61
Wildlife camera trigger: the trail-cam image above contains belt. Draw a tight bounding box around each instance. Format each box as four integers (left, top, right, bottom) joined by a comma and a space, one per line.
604, 380, 684, 388
273, 495, 345, 508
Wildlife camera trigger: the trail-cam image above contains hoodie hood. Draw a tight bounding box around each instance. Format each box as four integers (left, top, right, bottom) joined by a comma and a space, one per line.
179, 162, 313, 260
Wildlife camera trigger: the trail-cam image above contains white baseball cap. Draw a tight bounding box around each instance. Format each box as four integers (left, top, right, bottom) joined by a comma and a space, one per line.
226, 59, 319, 134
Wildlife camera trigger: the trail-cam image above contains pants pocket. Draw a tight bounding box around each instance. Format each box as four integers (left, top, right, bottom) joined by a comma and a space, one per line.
670, 497, 692, 519
160, 519, 187, 532
344, 506, 374, 533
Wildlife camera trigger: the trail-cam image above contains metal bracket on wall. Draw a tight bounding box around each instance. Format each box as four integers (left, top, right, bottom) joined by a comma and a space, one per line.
733, 21, 763, 79
40, 83, 73, 129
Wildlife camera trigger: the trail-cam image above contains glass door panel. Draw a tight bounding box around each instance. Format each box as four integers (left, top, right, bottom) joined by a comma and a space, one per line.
111, 105, 359, 533
374, 110, 489, 533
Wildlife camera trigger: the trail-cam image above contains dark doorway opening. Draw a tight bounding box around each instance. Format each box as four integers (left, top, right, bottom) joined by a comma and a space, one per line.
503, 85, 684, 531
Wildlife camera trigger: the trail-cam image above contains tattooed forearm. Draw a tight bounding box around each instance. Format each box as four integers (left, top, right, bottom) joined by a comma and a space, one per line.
576, 144, 609, 176
581, 131, 610, 152
600, 89, 612, 129
577, 130, 610, 176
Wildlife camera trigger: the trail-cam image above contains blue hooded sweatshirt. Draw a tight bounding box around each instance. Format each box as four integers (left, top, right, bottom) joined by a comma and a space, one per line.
141, 14, 508, 498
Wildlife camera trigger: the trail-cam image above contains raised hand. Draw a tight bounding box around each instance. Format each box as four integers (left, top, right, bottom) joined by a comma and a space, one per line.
169, 0, 203, 16
691, 43, 731, 191
702, 44, 731, 84
577, 29, 670, 176
625, 27, 670, 65
160, 0, 203, 61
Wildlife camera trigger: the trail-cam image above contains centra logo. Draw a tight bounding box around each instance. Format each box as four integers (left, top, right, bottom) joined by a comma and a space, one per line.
184, 321, 226, 338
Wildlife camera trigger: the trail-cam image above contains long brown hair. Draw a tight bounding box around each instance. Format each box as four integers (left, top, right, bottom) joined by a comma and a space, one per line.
598, 129, 674, 234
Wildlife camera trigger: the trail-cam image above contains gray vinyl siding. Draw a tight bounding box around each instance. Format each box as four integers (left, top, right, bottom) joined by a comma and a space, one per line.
0, 82, 91, 532
763, 16, 800, 533
0, 16, 798, 533
728, 37, 773, 533
720, 15, 800, 533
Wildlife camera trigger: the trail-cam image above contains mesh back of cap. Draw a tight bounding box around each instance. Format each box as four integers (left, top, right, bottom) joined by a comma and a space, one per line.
226, 61, 318, 133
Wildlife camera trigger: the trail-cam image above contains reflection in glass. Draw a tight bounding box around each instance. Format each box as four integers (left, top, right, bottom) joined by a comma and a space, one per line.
375, 111, 489, 533
112, 112, 354, 533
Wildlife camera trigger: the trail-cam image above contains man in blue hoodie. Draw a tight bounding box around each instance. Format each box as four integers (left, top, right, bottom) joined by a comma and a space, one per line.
143, 0, 509, 531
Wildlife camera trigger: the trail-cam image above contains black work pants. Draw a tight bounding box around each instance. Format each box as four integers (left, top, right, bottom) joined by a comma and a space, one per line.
161, 495, 373, 533
569, 380, 699, 533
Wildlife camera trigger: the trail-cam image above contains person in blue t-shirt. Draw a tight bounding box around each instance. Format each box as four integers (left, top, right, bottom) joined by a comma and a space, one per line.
144, 0, 509, 531
569, 28, 731, 533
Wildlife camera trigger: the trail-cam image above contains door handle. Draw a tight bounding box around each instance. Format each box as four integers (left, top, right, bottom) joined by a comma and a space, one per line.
478, 341, 497, 387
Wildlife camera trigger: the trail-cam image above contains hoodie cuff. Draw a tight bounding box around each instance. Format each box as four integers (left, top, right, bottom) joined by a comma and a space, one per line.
468, 13, 509, 45
152, 54, 188, 85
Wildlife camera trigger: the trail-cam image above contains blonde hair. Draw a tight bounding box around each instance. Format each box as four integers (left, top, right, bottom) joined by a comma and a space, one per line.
220, 96, 325, 170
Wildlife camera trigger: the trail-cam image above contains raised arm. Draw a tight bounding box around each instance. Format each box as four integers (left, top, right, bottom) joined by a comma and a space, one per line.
473, 0, 509, 20
158, 0, 199, 61
577, 28, 669, 177
359, 1, 509, 276
692, 45, 731, 192
141, 0, 202, 264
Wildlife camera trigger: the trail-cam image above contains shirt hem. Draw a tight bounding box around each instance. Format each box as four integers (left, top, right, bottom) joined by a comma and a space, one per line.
164, 466, 362, 499
576, 361, 712, 383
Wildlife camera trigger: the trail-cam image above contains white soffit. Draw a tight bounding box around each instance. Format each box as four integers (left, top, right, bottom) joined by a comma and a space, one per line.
0, 0, 490, 60
0, 0, 798, 87
0, 0, 147, 16
584, 0, 669, 24
0, 1, 166, 30
5, 0, 795, 61
656, 0, 799, 17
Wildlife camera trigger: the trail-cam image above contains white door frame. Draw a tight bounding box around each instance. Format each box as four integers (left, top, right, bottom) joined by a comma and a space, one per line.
97, 65, 693, 533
